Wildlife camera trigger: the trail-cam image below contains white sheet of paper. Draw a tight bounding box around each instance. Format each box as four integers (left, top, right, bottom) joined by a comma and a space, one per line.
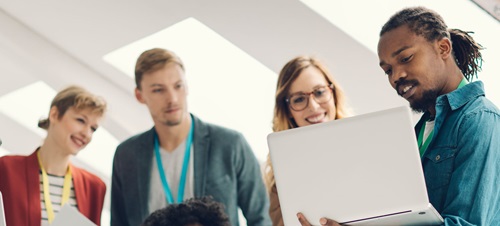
0, 191, 6, 226
51, 204, 96, 226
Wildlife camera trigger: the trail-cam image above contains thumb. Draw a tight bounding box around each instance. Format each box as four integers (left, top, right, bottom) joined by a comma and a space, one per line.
320, 217, 341, 226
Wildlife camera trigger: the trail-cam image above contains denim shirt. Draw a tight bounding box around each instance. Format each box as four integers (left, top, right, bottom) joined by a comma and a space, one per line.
415, 81, 500, 226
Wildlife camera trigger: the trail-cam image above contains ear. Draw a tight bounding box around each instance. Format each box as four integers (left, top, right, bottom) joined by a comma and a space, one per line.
48, 106, 60, 122
437, 38, 452, 59
135, 88, 146, 104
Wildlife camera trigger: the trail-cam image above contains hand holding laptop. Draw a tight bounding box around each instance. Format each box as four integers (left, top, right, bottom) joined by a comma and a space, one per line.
297, 213, 340, 226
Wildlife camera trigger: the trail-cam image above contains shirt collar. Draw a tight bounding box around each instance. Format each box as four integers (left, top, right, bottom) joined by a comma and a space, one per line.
436, 81, 485, 111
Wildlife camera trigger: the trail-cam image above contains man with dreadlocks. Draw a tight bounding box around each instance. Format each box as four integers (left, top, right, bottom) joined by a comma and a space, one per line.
297, 6, 499, 226
376, 6, 500, 225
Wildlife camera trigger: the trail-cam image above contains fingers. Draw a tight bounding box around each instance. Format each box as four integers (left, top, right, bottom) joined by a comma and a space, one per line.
297, 212, 312, 226
320, 217, 342, 226
297, 213, 341, 226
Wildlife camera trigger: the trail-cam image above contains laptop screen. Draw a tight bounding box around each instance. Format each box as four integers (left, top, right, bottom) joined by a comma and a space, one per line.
267, 106, 436, 225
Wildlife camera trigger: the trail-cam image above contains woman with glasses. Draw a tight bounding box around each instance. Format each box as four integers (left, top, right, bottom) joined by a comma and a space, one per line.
264, 56, 351, 226
0, 85, 107, 226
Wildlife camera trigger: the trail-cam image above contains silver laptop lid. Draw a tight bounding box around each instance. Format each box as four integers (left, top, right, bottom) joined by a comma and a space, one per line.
268, 106, 432, 225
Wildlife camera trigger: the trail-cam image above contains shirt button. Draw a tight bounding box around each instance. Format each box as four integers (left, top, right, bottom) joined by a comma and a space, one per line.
435, 155, 441, 161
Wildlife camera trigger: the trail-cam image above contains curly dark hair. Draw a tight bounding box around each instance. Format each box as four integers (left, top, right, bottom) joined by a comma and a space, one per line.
141, 196, 231, 226
380, 6, 484, 81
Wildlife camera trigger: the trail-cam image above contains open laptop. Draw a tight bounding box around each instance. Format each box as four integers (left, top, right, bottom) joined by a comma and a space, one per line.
267, 106, 443, 225
0, 191, 6, 226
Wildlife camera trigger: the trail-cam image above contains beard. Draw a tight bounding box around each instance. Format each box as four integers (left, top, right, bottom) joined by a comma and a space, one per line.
165, 119, 182, 126
396, 79, 438, 114
159, 111, 184, 126
408, 88, 439, 113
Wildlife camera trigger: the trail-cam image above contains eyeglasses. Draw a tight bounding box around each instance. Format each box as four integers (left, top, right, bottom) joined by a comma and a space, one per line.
286, 84, 334, 111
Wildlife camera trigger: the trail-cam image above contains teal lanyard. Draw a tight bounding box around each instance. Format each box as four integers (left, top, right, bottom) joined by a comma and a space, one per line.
418, 78, 468, 156
154, 115, 194, 204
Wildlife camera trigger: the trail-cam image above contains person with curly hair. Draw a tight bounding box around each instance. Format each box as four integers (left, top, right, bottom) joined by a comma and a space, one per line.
141, 196, 230, 226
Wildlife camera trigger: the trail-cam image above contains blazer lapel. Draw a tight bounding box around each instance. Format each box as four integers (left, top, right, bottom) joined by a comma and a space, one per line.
136, 128, 155, 217
71, 165, 89, 216
192, 114, 210, 197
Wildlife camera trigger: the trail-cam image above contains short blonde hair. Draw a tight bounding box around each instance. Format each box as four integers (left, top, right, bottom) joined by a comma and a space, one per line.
38, 85, 107, 130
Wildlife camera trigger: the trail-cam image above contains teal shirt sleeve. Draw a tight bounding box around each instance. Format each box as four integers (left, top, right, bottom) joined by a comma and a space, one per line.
441, 110, 500, 226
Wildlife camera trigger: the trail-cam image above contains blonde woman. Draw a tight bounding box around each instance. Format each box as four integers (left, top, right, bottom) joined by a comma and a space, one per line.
265, 56, 350, 226
0, 85, 107, 226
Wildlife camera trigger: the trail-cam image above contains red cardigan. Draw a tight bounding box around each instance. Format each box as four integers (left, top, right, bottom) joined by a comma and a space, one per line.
0, 150, 106, 226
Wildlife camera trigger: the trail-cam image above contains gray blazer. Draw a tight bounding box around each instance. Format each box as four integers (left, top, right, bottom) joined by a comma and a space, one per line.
111, 114, 271, 226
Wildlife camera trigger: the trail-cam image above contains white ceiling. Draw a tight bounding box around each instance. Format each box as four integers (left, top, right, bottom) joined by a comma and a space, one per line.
0, 0, 498, 225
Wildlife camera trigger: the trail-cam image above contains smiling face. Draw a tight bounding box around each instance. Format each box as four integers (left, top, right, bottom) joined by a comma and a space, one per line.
378, 25, 453, 113
48, 106, 102, 156
288, 66, 336, 127
135, 62, 189, 127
